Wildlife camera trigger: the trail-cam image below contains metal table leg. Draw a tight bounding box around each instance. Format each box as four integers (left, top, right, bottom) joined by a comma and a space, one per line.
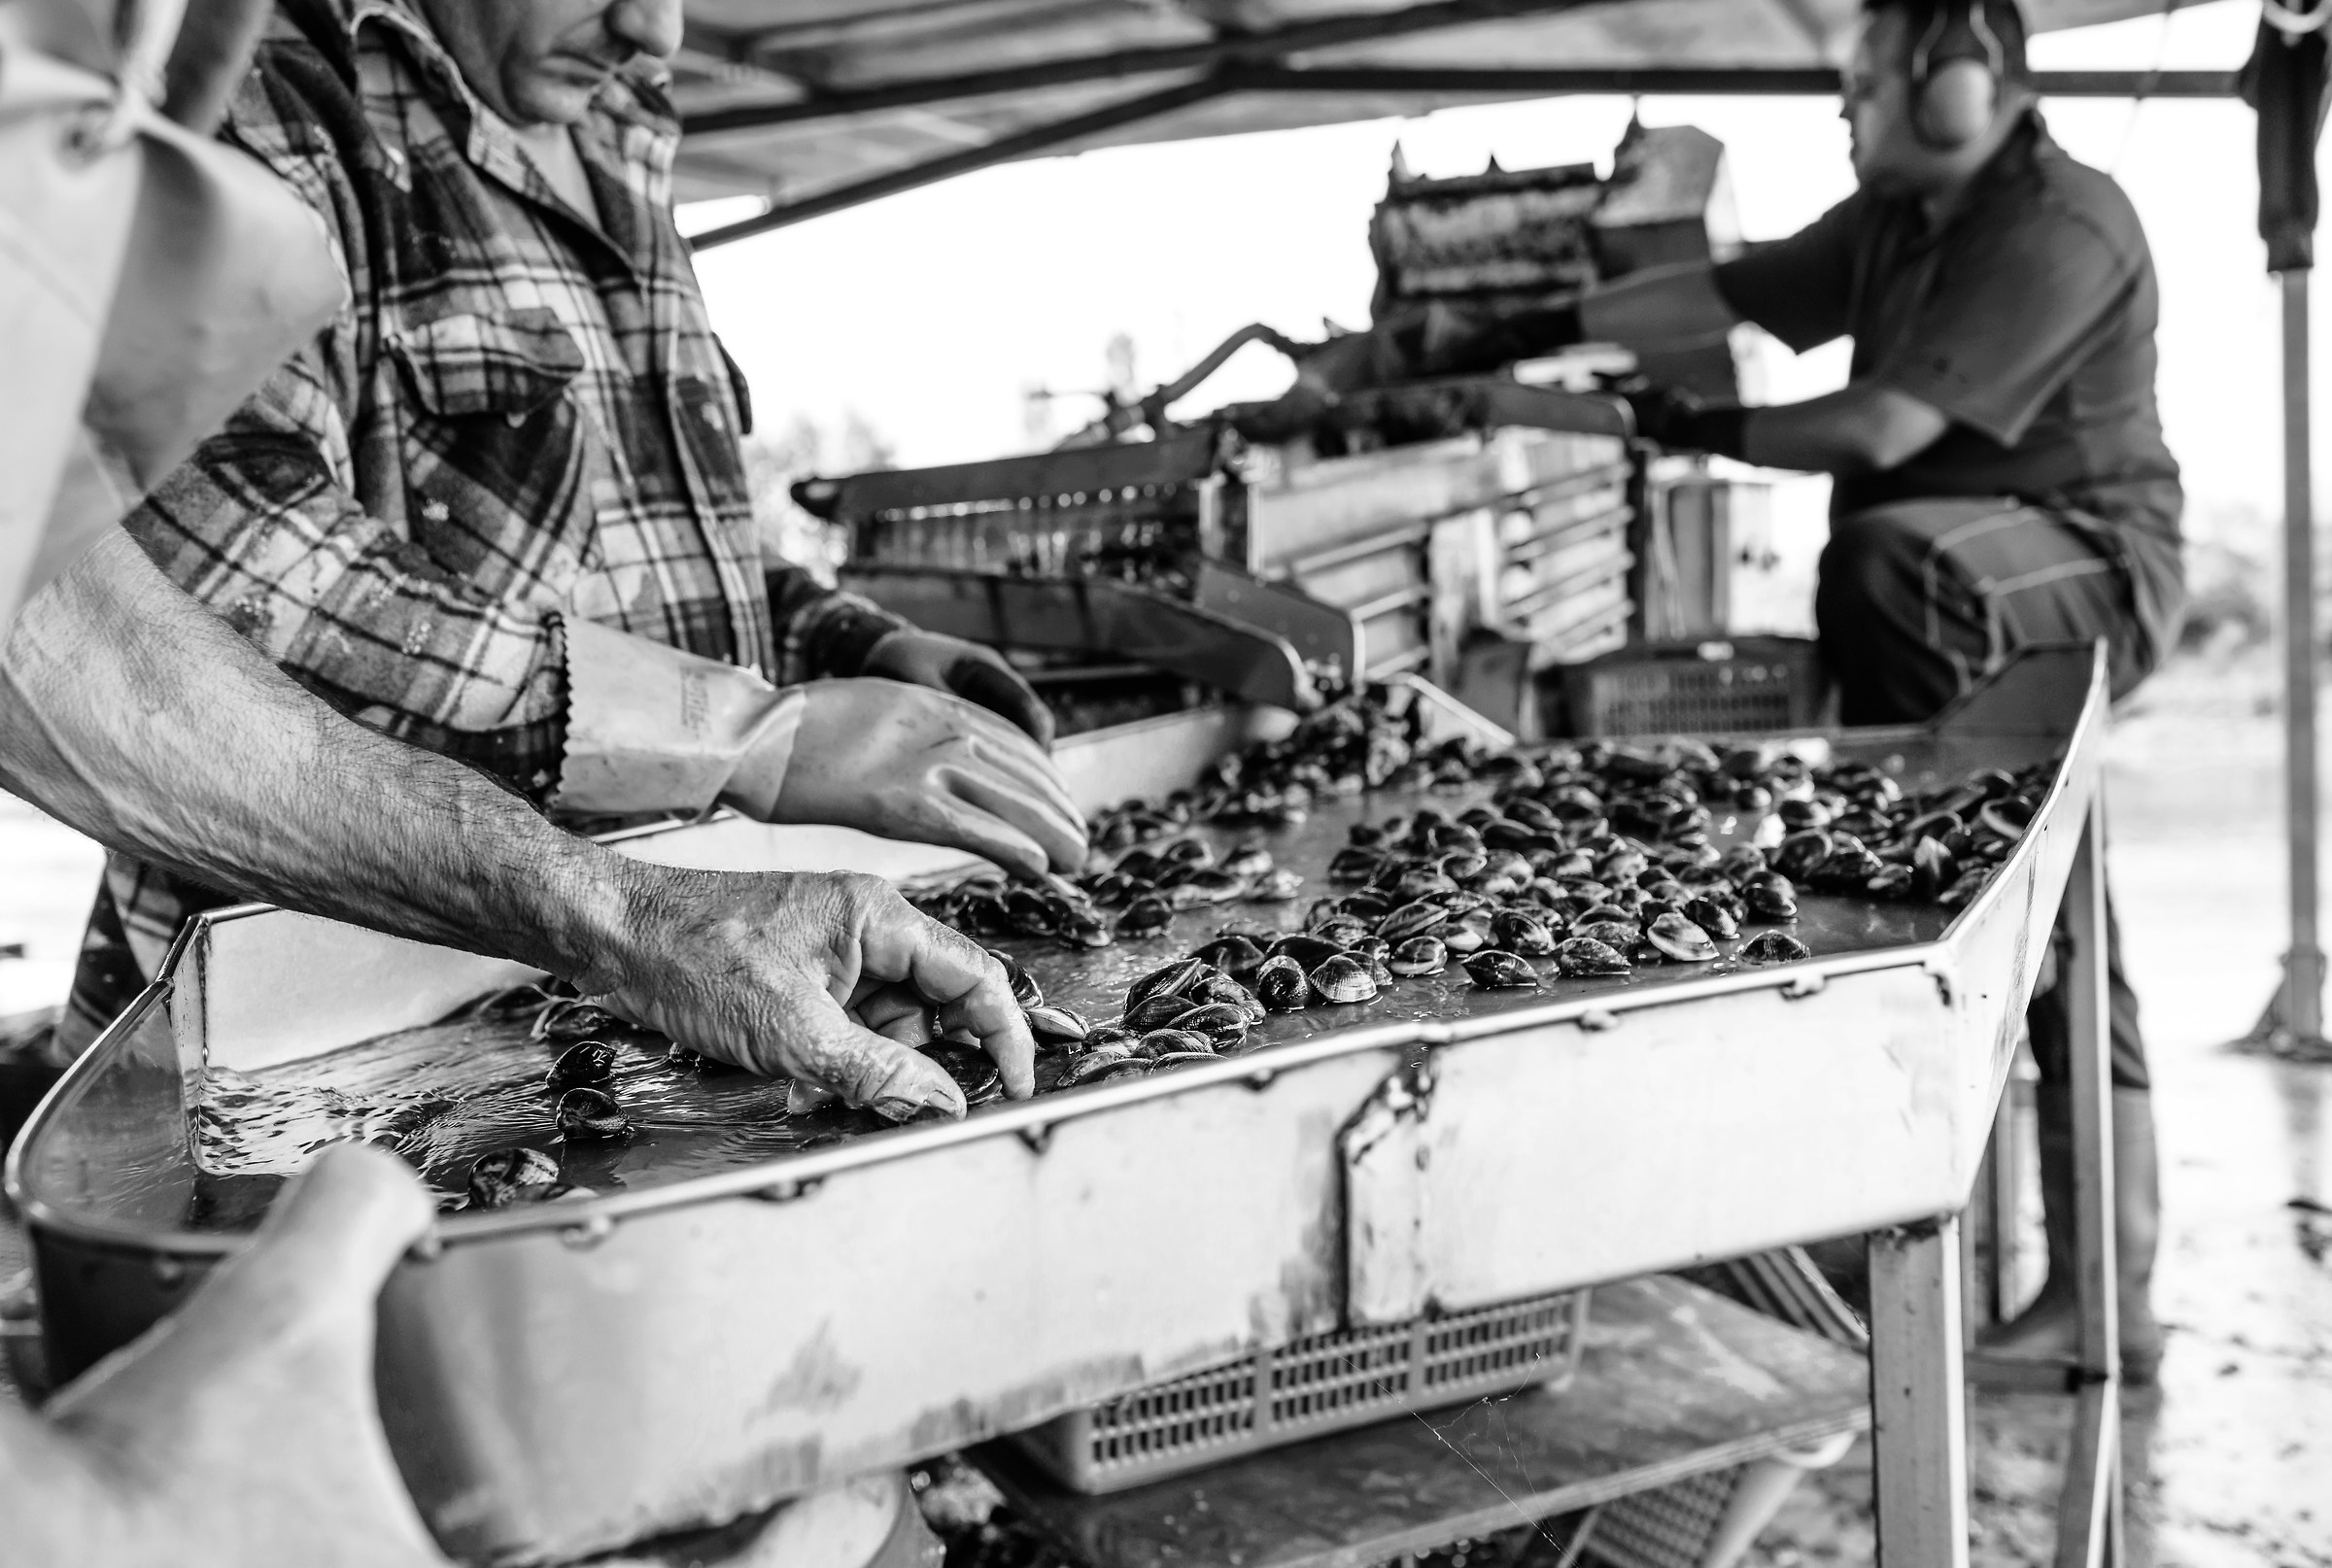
1869, 1214, 1970, 1568
2056, 801, 2124, 1568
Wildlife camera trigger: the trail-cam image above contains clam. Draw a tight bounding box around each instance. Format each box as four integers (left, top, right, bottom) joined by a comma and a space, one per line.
1024, 1006, 1091, 1047
1175, 1003, 1252, 1049
1124, 993, 1198, 1032
1489, 909, 1558, 957
1248, 868, 1305, 903
1314, 915, 1374, 949
1267, 933, 1348, 970
556, 1087, 632, 1141
1215, 918, 1279, 942
1389, 936, 1449, 976
532, 1000, 625, 1045
1063, 1048, 1149, 1087
1575, 919, 1640, 952
1738, 931, 1813, 964
1255, 955, 1310, 1011
1309, 953, 1380, 1005
1191, 935, 1267, 982
1379, 900, 1451, 943
985, 950, 1043, 1009
1645, 912, 1717, 963
1126, 957, 1216, 1010
1682, 896, 1741, 940
1328, 847, 1387, 884
1137, 1028, 1214, 1059
1117, 896, 1175, 937
1439, 909, 1495, 956
1192, 972, 1267, 1023
545, 1040, 616, 1093
1462, 949, 1539, 989
1221, 842, 1275, 878
466, 1147, 562, 1210
1553, 937, 1632, 977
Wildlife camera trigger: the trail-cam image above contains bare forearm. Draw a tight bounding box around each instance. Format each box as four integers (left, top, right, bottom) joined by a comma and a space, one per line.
1581, 262, 1737, 354
1738, 382, 1949, 474
0, 534, 637, 988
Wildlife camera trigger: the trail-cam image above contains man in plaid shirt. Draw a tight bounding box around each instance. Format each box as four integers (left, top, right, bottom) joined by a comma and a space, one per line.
58, 0, 1083, 1055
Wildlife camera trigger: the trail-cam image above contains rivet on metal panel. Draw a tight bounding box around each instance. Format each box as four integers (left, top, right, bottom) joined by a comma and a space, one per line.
152, 1255, 186, 1285
406, 1230, 444, 1263
1017, 1123, 1054, 1155
561, 1213, 615, 1249
1784, 972, 1829, 1000
751, 1176, 825, 1204
1245, 1068, 1277, 1090
1579, 1009, 1619, 1032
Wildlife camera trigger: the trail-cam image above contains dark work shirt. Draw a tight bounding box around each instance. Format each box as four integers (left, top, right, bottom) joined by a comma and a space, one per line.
1711, 112, 2184, 656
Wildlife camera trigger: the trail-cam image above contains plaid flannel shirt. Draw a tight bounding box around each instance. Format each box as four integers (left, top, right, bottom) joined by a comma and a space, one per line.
65, 0, 907, 1041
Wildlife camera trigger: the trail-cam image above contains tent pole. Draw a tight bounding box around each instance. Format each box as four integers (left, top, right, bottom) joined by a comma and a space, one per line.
2256, 267, 2328, 1051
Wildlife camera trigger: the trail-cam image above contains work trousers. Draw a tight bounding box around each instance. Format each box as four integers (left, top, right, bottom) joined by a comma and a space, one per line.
1814, 497, 2152, 1089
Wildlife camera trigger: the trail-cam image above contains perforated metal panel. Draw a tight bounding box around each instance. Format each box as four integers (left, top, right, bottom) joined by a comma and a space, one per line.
1011, 1289, 1590, 1494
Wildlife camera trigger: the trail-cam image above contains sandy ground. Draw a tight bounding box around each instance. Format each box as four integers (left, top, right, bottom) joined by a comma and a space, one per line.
1, 644, 2324, 1564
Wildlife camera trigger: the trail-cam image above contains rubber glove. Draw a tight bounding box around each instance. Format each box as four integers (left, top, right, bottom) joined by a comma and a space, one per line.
592, 868, 1036, 1117
862, 629, 1056, 748
10, 1143, 448, 1568
722, 678, 1086, 878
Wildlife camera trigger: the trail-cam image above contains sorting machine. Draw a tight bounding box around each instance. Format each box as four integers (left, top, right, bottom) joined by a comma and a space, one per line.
794, 124, 1752, 739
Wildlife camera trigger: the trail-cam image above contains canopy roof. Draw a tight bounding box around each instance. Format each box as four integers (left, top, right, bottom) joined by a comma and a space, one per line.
669, 0, 2229, 241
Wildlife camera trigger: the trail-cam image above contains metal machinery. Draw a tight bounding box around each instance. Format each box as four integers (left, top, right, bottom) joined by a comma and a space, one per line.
795, 124, 1750, 740
10, 646, 2127, 1568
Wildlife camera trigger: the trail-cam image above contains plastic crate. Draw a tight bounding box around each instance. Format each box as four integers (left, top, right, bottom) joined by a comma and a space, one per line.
1553, 636, 1824, 737
1009, 1289, 1591, 1495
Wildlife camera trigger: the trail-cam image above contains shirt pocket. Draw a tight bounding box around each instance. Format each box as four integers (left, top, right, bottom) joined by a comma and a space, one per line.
389, 308, 584, 418
384, 308, 600, 593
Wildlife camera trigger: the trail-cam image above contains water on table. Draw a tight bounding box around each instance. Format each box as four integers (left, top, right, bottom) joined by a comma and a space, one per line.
186, 740, 2002, 1229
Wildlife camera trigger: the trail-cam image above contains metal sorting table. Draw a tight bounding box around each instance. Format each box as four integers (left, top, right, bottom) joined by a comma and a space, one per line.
6, 649, 2120, 1568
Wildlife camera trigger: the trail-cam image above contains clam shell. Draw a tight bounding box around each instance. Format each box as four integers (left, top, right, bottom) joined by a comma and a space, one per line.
1461, 949, 1539, 989
1738, 931, 1813, 964
1255, 956, 1311, 1012
1308, 954, 1380, 1006
1388, 936, 1449, 976
1645, 912, 1717, 963
545, 1040, 616, 1093
1124, 993, 1198, 1032
555, 1087, 632, 1141
1553, 937, 1632, 977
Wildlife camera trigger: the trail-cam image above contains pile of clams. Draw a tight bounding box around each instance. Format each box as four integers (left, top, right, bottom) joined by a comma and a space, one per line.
911, 687, 2056, 1091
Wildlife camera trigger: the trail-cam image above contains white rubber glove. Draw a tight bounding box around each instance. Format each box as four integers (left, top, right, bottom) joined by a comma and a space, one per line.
720, 678, 1086, 878
9, 1143, 447, 1568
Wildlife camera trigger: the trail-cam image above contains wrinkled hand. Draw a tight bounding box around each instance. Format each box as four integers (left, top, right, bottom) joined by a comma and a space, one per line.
18, 1144, 448, 1568
597, 868, 1035, 1119
747, 678, 1085, 878
863, 629, 1055, 748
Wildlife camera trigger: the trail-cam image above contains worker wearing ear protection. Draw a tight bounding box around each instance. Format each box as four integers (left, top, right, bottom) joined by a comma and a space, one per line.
1443, 0, 2178, 1382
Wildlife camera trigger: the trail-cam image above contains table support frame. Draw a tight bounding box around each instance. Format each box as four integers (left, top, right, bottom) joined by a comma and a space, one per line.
1870, 796, 2122, 1567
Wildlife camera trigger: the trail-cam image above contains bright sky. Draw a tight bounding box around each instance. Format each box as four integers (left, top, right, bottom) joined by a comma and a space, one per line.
684, 0, 2290, 575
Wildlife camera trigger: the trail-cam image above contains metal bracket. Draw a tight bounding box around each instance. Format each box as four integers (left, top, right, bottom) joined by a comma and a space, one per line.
1340, 1057, 1439, 1325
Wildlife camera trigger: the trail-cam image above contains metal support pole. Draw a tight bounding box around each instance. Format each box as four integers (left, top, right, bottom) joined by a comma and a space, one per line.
2056, 801, 2124, 1568
1869, 1215, 1971, 1568
2252, 267, 2329, 1053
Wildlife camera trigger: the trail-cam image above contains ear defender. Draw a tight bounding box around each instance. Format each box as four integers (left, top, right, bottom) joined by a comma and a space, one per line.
1910, 0, 2005, 150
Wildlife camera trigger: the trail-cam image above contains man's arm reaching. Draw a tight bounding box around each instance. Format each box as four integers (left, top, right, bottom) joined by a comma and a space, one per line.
1, 534, 1033, 1115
